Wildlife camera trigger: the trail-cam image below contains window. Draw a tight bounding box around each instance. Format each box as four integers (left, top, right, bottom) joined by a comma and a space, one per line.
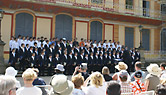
126, 0, 133, 9
161, 4, 166, 14
91, 0, 103, 4
125, 27, 134, 49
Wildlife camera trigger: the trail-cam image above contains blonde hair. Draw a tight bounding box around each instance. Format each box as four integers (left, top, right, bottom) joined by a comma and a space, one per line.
0, 76, 16, 95
22, 68, 37, 81
72, 74, 84, 89
102, 66, 110, 75
90, 72, 104, 88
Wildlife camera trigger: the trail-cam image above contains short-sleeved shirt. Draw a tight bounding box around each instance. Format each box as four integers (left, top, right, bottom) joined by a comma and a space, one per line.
130, 80, 145, 95
72, 88, 85, 95
16, 86, 42, 95
145, 74, 160, 91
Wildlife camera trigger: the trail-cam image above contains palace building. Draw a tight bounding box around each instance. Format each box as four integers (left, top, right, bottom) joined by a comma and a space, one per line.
0, 0, 166, 60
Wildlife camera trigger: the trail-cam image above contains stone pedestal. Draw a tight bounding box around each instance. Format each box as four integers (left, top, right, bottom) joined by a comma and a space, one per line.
138, 47, 146, 70
0, 40, 6, 74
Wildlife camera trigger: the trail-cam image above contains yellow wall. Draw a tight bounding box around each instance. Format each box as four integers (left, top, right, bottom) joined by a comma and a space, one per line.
119, 0, 125, 13
134, 27, 140, 48
1, 14, 11, 52
118, 25, 125, 45
76, 22, 87, 41
105, 25, 113, 41
36, 18, 51, 38
105, 0, 113, 9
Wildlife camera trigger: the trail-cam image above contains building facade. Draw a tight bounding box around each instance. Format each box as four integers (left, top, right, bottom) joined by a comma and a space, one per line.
0, 0, 166, 60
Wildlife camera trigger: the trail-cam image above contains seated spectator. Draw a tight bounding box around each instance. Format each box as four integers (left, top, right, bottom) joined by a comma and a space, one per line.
83, 72, 107, 95
119, 70, 133, 93
102, 66, 112, 82
155, 84, 166, 95
73, 63, 89, 80
0, 75, 16, 95
5, 67, 21, 89
130, 71, 145, 95
32, 68, 47, 95
16, 68, 42, 95
54, 64, 65, 75
131, 62, 146, 82
106, 81, 121, 95
32, 68, 46, 85
72, 74, 85, 95
50, 75, 74, 95
160, 62, 166, 80
112, 62, 131, 82
145, 64, 161, 91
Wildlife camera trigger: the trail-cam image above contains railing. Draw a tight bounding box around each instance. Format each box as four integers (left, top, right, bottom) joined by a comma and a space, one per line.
30, 0, 162, 19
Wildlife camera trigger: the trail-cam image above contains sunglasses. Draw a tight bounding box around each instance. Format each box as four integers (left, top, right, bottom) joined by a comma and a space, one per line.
9, 87, 17, 91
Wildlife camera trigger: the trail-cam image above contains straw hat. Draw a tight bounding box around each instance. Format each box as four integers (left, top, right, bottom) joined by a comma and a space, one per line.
146, 64, 162, 76
115, 62, 128, 71
5, 67, 18, 77
50, 75, 74, 95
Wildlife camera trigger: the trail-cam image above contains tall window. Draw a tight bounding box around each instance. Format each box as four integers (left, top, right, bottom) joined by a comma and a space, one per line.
161, 4, 166, 15
90, 21, 102, 42
55, 14, 73, 40
142, 29, 150, 50
143, 0, 150, 17
15, 13, 33, 37
126, 0, 133, 9
125, 27, 134, 49
161, 28, 166, 51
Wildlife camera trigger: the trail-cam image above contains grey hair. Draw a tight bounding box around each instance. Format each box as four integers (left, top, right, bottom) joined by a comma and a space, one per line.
0, 75, 16, 95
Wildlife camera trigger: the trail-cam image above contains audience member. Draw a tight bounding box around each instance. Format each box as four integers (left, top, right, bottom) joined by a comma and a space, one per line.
0, 76, 16, 95
130, 71, 145, 94
106, 81, 121, 95
145, 64, 161, 91
102, 66, 112, 82
16, 68, 42, 95
73, 63, 89, 80
131, 62, 146, 82
119, 70, 133, 93
54, 64, 65, 75
83, 72, 107, 95
112, 62, 131, 82
72, 74, 85, 95
155, 84, 166, 95
160, 62, 166, 79
32, 68, 47, 95
5, 67, 21, 89
50, 75, 74, 95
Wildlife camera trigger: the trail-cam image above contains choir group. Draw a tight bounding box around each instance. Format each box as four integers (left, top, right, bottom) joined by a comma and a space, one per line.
8, 35, 141, 76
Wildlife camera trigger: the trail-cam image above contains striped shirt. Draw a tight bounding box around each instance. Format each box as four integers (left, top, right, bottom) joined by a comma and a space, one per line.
120, 82, 133, 93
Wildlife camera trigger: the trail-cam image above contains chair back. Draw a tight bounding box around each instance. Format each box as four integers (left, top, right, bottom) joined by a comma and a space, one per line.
121, 92, 134, 95
139, 90, 155, 95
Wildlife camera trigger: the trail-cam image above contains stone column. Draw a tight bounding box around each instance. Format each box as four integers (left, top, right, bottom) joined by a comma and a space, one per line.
0, 40, 6, 74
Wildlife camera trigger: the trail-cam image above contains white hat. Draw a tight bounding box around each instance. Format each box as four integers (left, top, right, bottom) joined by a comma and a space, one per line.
5, 67, 18, 77
55, 64, 65, 72
146, 64, 162, 76
115, 62, 128, 71
80, 63, 87, 70
63, 38, 66, 41
50, 75, 74, 95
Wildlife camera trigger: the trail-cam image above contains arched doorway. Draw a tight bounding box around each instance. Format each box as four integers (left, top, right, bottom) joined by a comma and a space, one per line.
55, 14, 73, 40
90, 21, 103, 42
161, 28, 166, 51
15, 12, 33, 37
